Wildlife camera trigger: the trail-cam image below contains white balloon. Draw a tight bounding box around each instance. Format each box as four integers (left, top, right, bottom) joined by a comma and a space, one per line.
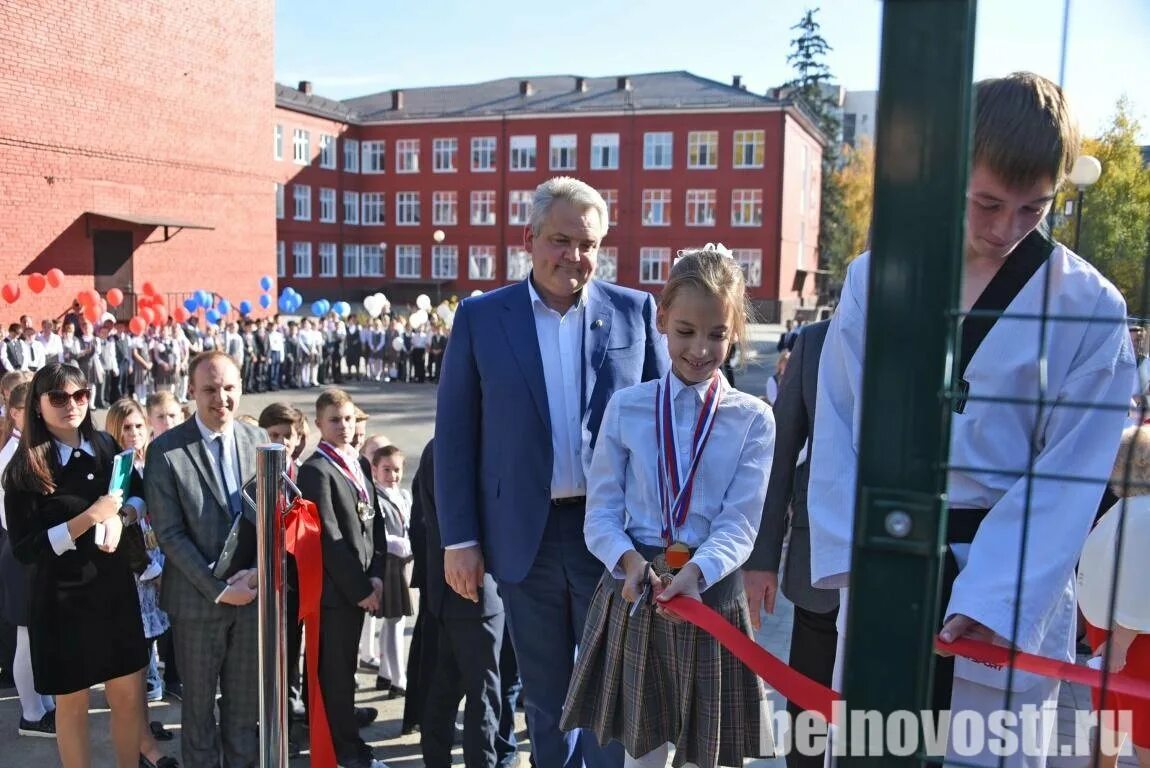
363, 295, 384, 318
409, 309, 429, 328
416, 294, 432, 311
436, 304, 454, 322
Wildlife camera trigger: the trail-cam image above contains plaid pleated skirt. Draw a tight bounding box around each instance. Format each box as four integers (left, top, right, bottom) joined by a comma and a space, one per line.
561, 559, 774, 767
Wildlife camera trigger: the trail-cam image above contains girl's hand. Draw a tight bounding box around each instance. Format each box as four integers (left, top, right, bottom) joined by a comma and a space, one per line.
619, 550, 658, 603
655, 562, 702, 622
99, 514, 123, 553
88, 490, 125, 523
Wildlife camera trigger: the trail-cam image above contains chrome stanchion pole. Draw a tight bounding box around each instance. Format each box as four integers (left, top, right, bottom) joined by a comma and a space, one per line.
256, 444, 288, 767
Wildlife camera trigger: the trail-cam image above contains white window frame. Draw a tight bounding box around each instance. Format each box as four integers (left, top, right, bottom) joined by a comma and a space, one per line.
733, 248, 763, 287
319, 188, 337, 223
685, 189, 717, 227
431, 245, 458, 279
432, 138, 458, 173
468, 245, 496, 280
733, 129, 765, 168
590, 133, 619, 170
506, 247, 532, 281
361, 192, 385, 225
276, 241, 286, 278
643, 132, 673, 169
318, 134, 336, 169
641, 189, 671, 226
293, 184, 311, 221
731, 189, 763, 227
432, 191, 458, 226
596, 247, 618, 283
471, 136, 496, 172
274, 124, 283, 161
639, 247, 670, 284
318, 242, 337, 277
549, 134, 577, 171
396, 139, 420, 173
509, 135, 536, 171
343, 244, 361, 277
508, 190, 533, 226
687, 131, 719, 169
471, 190, 496, 226
343, 190, 360, 224
362, 141, 385, 174
292, 128, 310, 165
343, 138, 359, 173
599, 189, 618, 226
360, 245, 384, 277
396, 192, 421, 226
395, 245, 421, 278
293, 242, 312, 278
275, 183, 284, 220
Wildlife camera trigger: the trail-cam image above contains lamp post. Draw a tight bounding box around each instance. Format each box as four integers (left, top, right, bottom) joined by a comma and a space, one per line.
1067, 155, 1102, 252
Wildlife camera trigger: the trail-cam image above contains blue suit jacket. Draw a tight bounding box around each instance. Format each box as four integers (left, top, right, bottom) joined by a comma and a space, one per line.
434, 278, 669, 584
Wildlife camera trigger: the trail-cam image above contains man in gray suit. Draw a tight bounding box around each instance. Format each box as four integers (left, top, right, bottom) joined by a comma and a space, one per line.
744, 320, 838, 768
146, 350, 267, 768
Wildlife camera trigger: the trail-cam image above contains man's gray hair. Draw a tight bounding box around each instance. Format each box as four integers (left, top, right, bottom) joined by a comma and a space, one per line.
529, 177, 609, 238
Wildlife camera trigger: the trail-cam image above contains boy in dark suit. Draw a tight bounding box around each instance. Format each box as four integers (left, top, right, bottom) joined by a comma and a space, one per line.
297, 388, 388, 768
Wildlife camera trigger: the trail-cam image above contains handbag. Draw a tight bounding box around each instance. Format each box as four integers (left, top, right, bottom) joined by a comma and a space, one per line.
120, 520, 151, 575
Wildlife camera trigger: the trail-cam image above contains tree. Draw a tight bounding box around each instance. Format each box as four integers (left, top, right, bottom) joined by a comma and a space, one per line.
1054, 97, 1150, 315
833, 136, 876, 273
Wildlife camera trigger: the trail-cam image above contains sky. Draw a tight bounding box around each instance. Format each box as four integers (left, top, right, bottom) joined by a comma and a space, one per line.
275, 0, 1150, 142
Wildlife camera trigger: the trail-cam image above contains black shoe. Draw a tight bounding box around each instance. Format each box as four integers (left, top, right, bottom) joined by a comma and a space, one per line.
150, 721, 174, 741
289, 721, 310, 755
374, 676, 390, 691
354, 706, 377, 729
400, 724, 420, 736
165, 681, 183, 701
18, 711, 56, 738
387, 686, 406, 700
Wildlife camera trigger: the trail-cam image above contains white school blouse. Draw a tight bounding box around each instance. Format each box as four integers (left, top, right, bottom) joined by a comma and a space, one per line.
584, 375, 775, 590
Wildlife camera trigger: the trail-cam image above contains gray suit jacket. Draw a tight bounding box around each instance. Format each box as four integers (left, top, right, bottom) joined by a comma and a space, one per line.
747, 320, 839, 613
145, 417, 268, 620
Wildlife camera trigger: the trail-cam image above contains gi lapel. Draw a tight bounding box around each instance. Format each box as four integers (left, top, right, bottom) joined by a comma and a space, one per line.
500, 281, 550, 429
583, 281, 614, 413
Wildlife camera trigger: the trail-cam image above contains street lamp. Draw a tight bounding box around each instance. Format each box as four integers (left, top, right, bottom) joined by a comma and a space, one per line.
1067, 155, 1102, 253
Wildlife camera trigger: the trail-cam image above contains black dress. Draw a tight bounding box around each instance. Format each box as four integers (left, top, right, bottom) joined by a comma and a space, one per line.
5, 434, 148, 694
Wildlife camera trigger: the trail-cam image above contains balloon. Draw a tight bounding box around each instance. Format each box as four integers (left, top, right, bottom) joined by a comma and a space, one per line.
153, 304, 169, 325
45, 268, 64, 288
83, 304, 101, 324
333, 301, 351, 318
183, 297, 198, 312
260, 275, 273, 292
436, 303, 454, 322
206, 308, 221, 324
416, 294, 431, 311
173, 306, 189, 323
259, 294, 271, 309
140, 307, 157, 326
142, 281, 157, 296
311, 300, 327, 317
129, 316, 146, 335
239, 300, 252, 316
278, 295, 294, 313
27, 273, 46, 294
197, 290, 212, 309
1, 282, 19, 304
218, 299, 232, 315
76, 289, 95, 307
409, 309, 429, 328
106, 288, 124, 307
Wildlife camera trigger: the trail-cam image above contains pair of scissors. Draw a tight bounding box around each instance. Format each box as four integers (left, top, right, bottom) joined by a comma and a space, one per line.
630, 564, 651, 617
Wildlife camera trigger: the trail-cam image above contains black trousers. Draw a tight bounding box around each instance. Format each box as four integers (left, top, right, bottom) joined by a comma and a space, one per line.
785, 603, 839, 768
319, 605, 366, 761
402, 590, 436, 732
411, 348, 427, 382
285, 574, 304, 719
421, 611, 505, 768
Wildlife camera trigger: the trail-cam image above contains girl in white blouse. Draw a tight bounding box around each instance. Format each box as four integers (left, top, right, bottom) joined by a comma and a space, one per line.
562, 245, 776, 768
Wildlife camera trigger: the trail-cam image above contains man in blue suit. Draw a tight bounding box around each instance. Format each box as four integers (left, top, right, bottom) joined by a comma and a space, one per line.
435, 177, 668, 768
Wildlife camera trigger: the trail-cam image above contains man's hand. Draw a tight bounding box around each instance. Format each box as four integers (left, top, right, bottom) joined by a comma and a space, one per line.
742, 569, 779, 630
228, 568, 259, 591
358, 591, 381, 614
219, 579, 258, 606
444, 545, 485, 603
937, 613, 1007, 656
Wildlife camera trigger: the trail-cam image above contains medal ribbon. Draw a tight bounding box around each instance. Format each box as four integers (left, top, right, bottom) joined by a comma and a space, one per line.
655, 372, 723, 544
315, 441, 369, 504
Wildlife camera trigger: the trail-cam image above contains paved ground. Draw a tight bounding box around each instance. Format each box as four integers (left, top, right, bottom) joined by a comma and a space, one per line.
0, 323, 1135, 765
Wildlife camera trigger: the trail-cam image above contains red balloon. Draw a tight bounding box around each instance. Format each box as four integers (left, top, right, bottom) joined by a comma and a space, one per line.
77, 289, 95, 307
1, 282, 19, 304
83, 304, 101, 324
106, 288, 124, 307
153, 304, 169, 325
140, 307, 157, 326
129, 316, 146, 336
45, 268, 64, 288
142, 281, 157, 297
173, 306, 189, 323
27, 273, 46, 294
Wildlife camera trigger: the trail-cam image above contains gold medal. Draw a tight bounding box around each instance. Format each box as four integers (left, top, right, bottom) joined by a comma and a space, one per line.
665, 541, 691, 571
357, 501, 374, 522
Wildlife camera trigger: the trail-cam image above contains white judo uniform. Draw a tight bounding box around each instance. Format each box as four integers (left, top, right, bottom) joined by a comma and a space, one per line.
809, 237, 1136, 766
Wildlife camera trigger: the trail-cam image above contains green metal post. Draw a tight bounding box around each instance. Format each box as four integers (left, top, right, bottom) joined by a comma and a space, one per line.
840, 1, 977, 765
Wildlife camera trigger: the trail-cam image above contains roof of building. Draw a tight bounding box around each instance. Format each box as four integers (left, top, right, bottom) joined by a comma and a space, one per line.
274, 71, 826, 141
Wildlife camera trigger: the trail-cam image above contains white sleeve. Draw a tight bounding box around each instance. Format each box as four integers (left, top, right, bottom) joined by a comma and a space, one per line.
584, 392, 637, 577
48, 522, 77, 556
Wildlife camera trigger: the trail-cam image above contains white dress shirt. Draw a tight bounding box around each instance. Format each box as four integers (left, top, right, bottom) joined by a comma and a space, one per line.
38, 331, 63, 362
584, 375, 776, 590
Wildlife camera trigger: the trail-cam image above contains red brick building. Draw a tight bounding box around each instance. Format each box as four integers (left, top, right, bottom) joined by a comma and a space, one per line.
0, 0, 276, 321
275, 73, 826, 319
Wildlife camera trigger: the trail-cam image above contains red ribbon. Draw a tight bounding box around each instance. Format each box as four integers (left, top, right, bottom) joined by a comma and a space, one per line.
285, 498, 336, 768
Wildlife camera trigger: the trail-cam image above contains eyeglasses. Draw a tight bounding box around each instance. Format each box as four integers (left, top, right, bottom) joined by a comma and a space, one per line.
45, 389, 91, 409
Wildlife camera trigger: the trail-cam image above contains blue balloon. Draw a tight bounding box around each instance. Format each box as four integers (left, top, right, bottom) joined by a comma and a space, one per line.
259, 294, 271, 309
218, 299, 232, 315
197, 290, 212, 309
260, 275, 273, 292
311, 301, 326, 317
278, 294, 293, 313
332, 301, 351, 318
239, 300, 252, 315
206, 308, 221, 323
290, 296, 303, 313
183, 298, 198, 312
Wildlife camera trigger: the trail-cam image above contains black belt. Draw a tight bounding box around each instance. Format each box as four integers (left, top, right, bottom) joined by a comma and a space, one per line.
550, 495, 586, 507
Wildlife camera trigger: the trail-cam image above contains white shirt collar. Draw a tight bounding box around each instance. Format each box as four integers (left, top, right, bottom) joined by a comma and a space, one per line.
194, 413, 235, 442
667, 372, 719, 404
55, 437, 95, 465
527, 273, 588, 315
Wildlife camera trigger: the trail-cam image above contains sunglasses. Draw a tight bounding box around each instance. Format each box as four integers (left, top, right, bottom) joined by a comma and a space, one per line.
45, 389, 91, 409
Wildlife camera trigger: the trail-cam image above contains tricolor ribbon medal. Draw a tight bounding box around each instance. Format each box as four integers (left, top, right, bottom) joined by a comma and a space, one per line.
315, 441, 374, 522
655, 372, 723, 571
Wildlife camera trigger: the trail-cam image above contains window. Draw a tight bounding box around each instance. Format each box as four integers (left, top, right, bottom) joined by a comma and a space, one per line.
509, 135, 536, 171
643, 132, 673, 169
731, 189, 763, 226
687, 131, 718, 169
733, 248, 763, 287
274, 124, 283, 160
599, 189, 619, 225
276, 241, 285, 278
639, 247, 670, 284
293, 184, 311, 221
293, 129, 310, 165
507, 248, 532, 281
396, 245, 421, 278
396, 192, 421, 225
360, 244, 383, 277
641, 189, 671, 226
471, 191, 496, 226
685, 189, 717, 226
396, 139, 420, 173
842, 113, 858, 148
275, 183, 284, 219
508, 190, 533, 226
362, 141, 385, 173
319, 188, 336, 223
549, 134, 576, 171
469, 246, 496, 280
432, 191, 458, 226
361, 193, 385, 225
318, 242, 337, 277
319, 134, 336, 169
733, 129, 765, 168
471, 137, 496, 171
293, 242, 312, 277
343, 191, 360, 224
596, 247, 617, 283
590, 133, 619, 170
343, 138, 359, 172
433, 138, 458, 172
343, 244, 361, 277
431, 245, 458, 279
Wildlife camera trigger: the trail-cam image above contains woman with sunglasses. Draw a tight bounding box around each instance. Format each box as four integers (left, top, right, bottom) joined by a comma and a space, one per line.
2, 363, 148, 768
